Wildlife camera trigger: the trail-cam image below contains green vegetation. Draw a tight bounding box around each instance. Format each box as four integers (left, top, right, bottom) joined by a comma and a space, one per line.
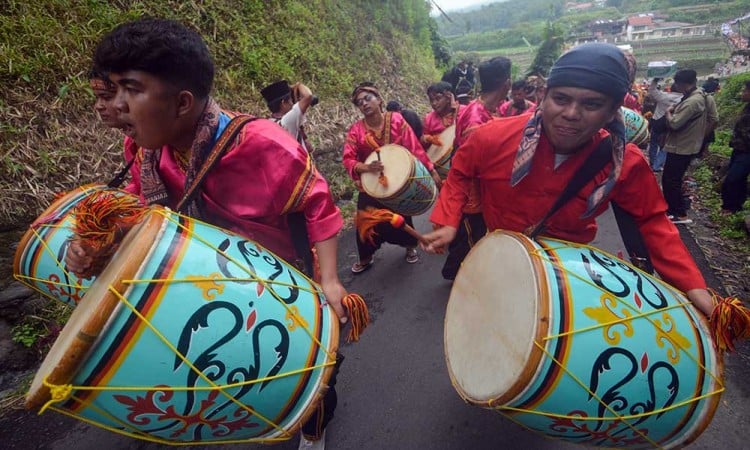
10, 301, 71, 352
0, 0, 442, 229
692, 72, 750, 247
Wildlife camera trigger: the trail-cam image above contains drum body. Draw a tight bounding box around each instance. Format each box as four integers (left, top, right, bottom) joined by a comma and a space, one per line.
13, 184, 136, 306
445, 231, 722, 449
26, 207, 338, 444
426, 125, 456, 179
361, 144, 437, 216
622, 107, 650, 147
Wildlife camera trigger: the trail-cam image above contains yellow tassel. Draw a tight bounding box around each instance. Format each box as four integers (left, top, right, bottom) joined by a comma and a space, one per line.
709, 292, 750, 353
342, 294, 369, 342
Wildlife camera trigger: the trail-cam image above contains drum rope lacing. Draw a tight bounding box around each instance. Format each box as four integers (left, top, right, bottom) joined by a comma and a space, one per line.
461, 239, 725, 449
37, 208, 339, 444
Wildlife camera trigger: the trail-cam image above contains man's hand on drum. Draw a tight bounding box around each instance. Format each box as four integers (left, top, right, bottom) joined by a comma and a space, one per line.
64, 239, 98, 279
420, 225, 457, 255
430, 169, 443, 190
687, 288, 715, 317
355, 161, 384, 174
320, 279, 349, 325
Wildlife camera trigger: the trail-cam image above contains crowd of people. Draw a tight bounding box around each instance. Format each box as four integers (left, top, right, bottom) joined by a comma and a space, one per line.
66, 17, 748, 450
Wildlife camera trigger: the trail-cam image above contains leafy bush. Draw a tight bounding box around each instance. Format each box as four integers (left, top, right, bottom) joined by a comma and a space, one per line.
0, 0, 441, 228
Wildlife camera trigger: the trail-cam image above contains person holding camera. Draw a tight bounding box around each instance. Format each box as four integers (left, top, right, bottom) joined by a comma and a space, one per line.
261, 79, 317, 153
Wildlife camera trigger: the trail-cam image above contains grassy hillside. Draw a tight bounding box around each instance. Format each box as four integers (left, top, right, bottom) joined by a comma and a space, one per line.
0, 0, 440, 229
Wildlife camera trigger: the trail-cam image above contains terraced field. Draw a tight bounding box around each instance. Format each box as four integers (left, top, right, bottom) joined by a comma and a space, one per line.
461, 35, 731, 77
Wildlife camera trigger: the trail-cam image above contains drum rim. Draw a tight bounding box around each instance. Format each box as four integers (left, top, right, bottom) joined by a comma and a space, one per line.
426, 124, 455, 162
25, 211, 164, 409
444, 231, 550, 406
13, 184, 108, 282
361, 144, 416, 199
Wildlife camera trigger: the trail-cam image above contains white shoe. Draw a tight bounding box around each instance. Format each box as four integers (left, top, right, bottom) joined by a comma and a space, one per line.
299, 430, 325, 450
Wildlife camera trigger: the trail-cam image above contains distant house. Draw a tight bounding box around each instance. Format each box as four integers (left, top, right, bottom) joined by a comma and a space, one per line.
626, 14, 710, 40
565, 2, 594, 13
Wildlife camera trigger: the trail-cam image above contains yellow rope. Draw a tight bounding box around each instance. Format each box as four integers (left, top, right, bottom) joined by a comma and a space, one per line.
156, 210, 337, 362
530, 241, 724, 386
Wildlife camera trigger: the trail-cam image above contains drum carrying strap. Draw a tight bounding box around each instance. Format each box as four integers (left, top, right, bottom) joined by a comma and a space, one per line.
526, 139, 654, 274
175, 115, 256, 213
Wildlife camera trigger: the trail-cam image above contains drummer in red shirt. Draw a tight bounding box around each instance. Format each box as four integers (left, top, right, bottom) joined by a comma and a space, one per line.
421, 81, 462, 149
422, 43, 714, 316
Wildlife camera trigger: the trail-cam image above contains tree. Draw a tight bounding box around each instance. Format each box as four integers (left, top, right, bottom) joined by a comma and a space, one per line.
526, 20, 565, 77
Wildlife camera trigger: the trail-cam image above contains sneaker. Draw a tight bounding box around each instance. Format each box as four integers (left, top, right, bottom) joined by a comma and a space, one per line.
351, 258, 374, 274
668, 215, 693, 224
405, 247, 419, 263
299, 431, 325, 450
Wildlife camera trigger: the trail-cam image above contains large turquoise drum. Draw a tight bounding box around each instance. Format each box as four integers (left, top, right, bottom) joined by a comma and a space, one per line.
361, 144, 437, 216
13, 184, 135, 306
26, 207, 339, 444
445, 231, 723, 449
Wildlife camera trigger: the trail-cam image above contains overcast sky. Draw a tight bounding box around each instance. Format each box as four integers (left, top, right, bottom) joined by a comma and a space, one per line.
431, 0, 499, 14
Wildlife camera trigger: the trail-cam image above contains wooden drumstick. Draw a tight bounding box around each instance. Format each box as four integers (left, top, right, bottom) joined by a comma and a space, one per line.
356, 207, 428, 246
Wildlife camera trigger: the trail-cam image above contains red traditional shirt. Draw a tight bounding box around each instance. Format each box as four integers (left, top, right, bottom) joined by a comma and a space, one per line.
123, 117, 342, 262
497, 99, 536, 117
453, 98, 500, 213
342, 111, 434, 182
422, 105, 463, 147
431, 114, 706, 292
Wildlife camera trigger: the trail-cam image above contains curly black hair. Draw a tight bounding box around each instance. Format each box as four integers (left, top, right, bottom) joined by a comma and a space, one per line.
94, 18, 214, 99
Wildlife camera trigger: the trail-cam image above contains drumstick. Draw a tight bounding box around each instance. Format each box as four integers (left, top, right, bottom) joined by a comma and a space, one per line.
375, 148, 388, 187
356, 207, 428, 246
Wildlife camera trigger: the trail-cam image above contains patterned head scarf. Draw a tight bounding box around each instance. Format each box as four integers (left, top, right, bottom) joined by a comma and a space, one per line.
511, 43, 629, 218
90, 77, 117, 92
351, 82, 382, 104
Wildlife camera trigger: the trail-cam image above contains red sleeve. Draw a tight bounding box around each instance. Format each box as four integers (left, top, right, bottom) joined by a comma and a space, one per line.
429, 131, 481, 228
611, 145, 706, 292
342, 123, 362, 181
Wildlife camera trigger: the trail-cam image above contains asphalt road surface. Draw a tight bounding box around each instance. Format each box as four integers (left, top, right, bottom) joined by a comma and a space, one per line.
1, 207, 748, 450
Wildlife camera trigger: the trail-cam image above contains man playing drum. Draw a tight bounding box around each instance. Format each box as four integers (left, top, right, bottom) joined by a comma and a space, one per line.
64, 18, 349, 450
422, 43, 715, 317
421, 81, 462, 150
440, 56, 512, 281
343, 82, 441, 273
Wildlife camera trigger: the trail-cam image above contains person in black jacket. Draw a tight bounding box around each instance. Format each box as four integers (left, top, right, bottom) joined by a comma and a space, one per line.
721, 80, 750, 214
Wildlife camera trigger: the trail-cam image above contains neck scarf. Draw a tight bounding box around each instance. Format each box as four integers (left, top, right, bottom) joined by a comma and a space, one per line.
140, 97, 221, 219
510, 107, 625, 218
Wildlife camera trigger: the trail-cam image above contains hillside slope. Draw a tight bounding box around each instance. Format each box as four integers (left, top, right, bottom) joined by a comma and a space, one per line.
0, 0, 440, 229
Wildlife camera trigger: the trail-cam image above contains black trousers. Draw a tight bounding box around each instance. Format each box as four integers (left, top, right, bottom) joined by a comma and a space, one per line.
662, 152, 695, 217
441, 212, 487, 281
356, 192, 417, 261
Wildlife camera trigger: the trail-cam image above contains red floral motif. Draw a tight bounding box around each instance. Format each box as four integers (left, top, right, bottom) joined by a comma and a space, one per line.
114, 386, 259, 438
46, 274, 84, 304
246, 309, 257, 331
640, 353, 649, 373
547, 410, 649, 446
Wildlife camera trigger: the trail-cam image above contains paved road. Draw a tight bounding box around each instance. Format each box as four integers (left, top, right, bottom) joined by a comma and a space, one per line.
1, 208, 747, 449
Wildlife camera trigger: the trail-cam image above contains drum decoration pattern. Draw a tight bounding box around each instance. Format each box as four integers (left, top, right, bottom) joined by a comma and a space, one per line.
360, 144, 437, 216
426, 124, 456, 179
13, 184, 136, 306
622, 107, 650, 147
445, 231, 723, 449
27, 207, 338, 444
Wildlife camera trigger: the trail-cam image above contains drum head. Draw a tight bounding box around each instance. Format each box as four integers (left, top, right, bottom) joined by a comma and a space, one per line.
444, 231, 548, 406
427, 125, 455, 162
361, 144, 414, 198
26, 211, 165, 409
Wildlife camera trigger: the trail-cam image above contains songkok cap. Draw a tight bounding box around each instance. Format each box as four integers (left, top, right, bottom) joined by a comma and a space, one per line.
261, 80, 291, 104
673, 69, 697, 85
547, 43, 629, 101
478, 56, 511, 93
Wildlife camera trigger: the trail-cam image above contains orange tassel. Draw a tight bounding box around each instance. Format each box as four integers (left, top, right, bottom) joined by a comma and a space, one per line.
342, 293, 369, 342
364, 133, 388, 187
311, 247, 321, 283
72, 192, 147, 278
709, 292, 750, 353
356, 207, 401, 245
